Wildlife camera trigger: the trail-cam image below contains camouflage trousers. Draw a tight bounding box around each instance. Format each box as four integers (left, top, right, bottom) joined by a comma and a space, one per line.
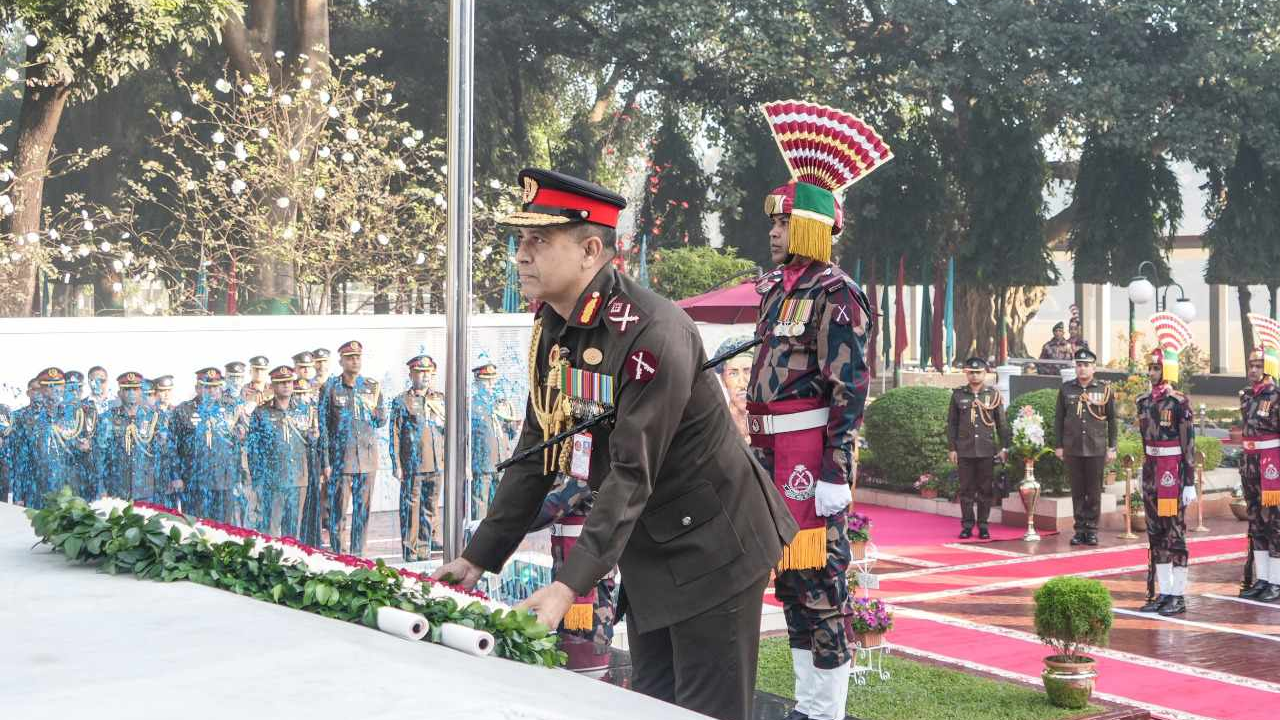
774, 512, 854, 669
399, 472, 440, 560
550, 521, 618, 645
1142, 461, 1188, 567
1241, 463, 1280, 556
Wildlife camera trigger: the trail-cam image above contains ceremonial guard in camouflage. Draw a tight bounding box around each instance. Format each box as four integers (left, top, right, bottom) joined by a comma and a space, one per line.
1054, 348, 1118, 546
1239, 314, 1280, 603
433, 168, 796, 720
171, 368, 240, 522
94, 372, 171, 503
1135, 313, 1198, 615
389, 355, 446, 560
247, 366, 316, 537
318, 340, 386, 555
744, 100, 890, 720
469, 360, 521, 521
946, 357, 1010, 539
1037, 322, 1073, 375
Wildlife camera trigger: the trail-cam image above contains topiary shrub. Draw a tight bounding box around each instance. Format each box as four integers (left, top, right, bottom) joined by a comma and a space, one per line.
1196, 435, 1223, 472
1033, 575, 1113, 662
862, 386, 952, 489
1010, 388, 1069, 496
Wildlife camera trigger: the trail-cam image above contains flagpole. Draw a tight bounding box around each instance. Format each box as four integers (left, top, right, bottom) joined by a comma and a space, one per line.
443, 0, 475, 562
945, 256, 955, 367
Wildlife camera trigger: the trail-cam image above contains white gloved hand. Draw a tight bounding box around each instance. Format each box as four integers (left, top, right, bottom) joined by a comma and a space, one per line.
1181, 485, 1197, 507
815, 481, 852, 517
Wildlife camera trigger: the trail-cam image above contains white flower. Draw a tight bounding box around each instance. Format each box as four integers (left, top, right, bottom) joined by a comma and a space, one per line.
215, 78, 232, 93
24, 231, 39, 244
312, 187, 326, 200
242, 83, 255, 96
377, 233, 389, 246
281, 226, 296, 240
0, 170, 11, 182
190, 92, 201, 105
402, 136, 417, 148
214, 160, 227, 172
148, 259, 157, 271
211, 130, 226, 145
288, 148, 301, 163
279, 94, 293, 107
276, 196, 290, 208
77, 245, 90, 257
327, 106, 340, 119
231, 179, 247, 195
24, 34, 38, 47
257, 127, 270, 139
112, 282, 123, 293
317, 146, 331, 158
488, 179, 502, 189
234, 143, 248, 161
433, 194, 446, 208
274, 50, 286, 60
394, 159, 407, 172
349, 219, 362, 234
382, 93, 393, 105
3, 68, 20, 83
415, 252, 426, 264
344, 127, 359, 142
342, 151, 354, 163
112, 259, 124, 272
413, 130, 424, 140
319, 90, 331, 104
354, 89, 364, 102
84, 220, 96, 232
300, 78, 313, 90
99, 241, 111, 251
169, 110, 183, 123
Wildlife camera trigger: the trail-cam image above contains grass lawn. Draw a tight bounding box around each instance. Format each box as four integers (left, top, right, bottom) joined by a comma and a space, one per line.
756, 637, 1105, 720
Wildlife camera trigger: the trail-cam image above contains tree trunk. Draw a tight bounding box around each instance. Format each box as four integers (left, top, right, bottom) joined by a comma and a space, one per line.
1238, 284, 1255, 360
1268, 283, 1278, 320
0, 70, 71, 316
1007, 285, 1047, 358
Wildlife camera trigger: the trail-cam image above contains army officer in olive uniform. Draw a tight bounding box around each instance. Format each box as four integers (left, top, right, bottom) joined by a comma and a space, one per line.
1054, 348, 1118, 545
946, 357, 1010, 539
433, 169, 797, 720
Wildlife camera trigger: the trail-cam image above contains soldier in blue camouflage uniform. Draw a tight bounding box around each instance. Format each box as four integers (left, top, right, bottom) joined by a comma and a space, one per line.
94, 372, 171, 503
389, 355, 446, 559
14, 368, 89, 508
171, 368, 240, 522
247, 366, 316, 537
87, 366, 113, 414
745, 100, 890, 720
0, 402, 13, 502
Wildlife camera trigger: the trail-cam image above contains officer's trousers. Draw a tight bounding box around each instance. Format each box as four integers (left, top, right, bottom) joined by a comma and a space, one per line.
399, 472, 440, 560
329, 473, 371, 555
957, 456, 994, 529
1065, 454, 1107, 533
628, 572, 769, 720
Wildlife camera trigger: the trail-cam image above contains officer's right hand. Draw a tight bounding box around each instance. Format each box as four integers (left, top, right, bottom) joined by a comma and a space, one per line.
430, 556, 484, 590
948, 450, 958, 464
1054, 448, 1064, 460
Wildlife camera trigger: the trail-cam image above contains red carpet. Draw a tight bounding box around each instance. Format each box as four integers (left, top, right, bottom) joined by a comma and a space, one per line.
859, 505, 1056, 548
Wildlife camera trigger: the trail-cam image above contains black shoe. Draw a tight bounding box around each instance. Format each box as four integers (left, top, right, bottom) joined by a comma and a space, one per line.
1138, 595, 1166, 613
1240, 580, 1270, 599
959, 527, 973, 539
1070, 533, 1085, 546
1258, 583, 1280, 603
782, 710, 811, 720
978, 526, 991, 540
1158, 595, 1186, 616
1085, 533, 1099, 546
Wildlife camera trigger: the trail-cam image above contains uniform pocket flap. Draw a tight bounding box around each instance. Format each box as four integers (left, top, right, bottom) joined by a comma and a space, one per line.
641, 482, 722, 543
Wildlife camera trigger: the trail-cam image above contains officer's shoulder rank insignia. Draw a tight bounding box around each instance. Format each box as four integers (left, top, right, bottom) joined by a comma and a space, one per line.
756, 270, 782, 295
605, 294, 642, 334
624, 349, 659, 383
578, 291, 602, 325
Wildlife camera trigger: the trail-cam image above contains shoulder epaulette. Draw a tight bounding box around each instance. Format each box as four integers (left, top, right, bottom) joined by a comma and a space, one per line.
756, 270, 782, 296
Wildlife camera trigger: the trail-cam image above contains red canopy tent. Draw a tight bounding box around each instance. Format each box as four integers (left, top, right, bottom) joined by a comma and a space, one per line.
676, 280, 760, 324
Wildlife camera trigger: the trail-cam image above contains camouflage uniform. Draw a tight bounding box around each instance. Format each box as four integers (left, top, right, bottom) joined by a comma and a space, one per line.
1037, 336, 1074, 375
95, 403, 172, 502
747, 260, 871, 670
317, 370, 386, 555
1240, 378, 1280, 598
389, 388, 446, 559
1136, 388, 1195, 568
171, 394, 240, 523
530, 474, 618, 645
247, 397, 314, 537
469, 379, 520, 521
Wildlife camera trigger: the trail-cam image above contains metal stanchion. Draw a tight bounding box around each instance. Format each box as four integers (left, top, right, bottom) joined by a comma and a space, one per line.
1191, 449, 1210, 532
1118, 454, 1138, 539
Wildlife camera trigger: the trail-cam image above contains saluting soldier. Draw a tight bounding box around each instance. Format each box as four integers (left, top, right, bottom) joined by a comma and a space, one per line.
247, 366, 315, 537
313, 348, 332, 389
171, 368, 240, 522
744, 100, 888, 720
390, 355, 446, 560
1135, 337, 1197, 616
94, 372, 170, 503
947, 357, 1010, 540
469, 360, 521, 521
432, 168, 796, 720
317, 340, 386, 555
1238, 328, 1280, 603
1054, 348, 1118, 546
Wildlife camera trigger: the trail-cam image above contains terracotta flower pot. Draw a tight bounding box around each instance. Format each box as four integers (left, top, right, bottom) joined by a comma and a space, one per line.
850, 540, 867, 560
920, 488, 938, 499
1131, 510, 1147, 532
1042, 655, 1097, 709
1231, 498, 1250, 522
855, 630, 885, 648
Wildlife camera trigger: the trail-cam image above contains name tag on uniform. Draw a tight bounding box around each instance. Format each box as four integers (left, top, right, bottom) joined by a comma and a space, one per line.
570, 432, 592, 480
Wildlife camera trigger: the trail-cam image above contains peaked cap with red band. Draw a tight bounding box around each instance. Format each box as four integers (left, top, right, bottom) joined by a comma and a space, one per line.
117, 371, 144, 389
498, 168, 626, 229
270, 365, 297, 383
37, 367, 66, 386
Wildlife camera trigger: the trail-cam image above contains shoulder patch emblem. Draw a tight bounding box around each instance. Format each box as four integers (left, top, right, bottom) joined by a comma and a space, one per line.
605, 295, 641, 334
624, 349, 659, 383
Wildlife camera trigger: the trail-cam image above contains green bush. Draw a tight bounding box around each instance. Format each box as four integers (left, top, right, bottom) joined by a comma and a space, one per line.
1033, 576, 1113, 662
1010, 388, 1069, 496
1111, 430, 1141, 475
863, 387, 952, 489
1196, 435, 1223, 471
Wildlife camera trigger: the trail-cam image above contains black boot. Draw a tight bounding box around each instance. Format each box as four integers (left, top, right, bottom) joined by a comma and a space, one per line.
959, 526, 973, 539
1258, 583, 1280, 603
1158, 595, 1186, 616
1138, 595, 1166, 613
1085, 533, 1099, 546
978, 526, 991, 540
1070, 533, 1085, 546
782, 710, 812, 720
1240, 580, 1270, 599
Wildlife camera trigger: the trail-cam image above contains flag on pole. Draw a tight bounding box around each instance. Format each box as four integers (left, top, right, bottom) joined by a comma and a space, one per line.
866, 262, 878, 378
894, 256, 908, 367
637, 234, 650, 288
931, 262, 945, 371
944, 256, 955, 366
881, 260, 892, 372
502, 234, 520, 312
919, 259, 932, 371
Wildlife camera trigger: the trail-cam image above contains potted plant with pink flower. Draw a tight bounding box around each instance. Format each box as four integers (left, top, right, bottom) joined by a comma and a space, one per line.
849, 597, 894, 648
913, 473, 940, 499
846, 510, 872, 560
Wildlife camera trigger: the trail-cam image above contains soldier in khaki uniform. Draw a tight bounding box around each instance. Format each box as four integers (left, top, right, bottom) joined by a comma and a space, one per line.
433, 168, 797, 720
947, 357, 1010, 539
1054, 348, 1118, 545
317, 340, 386, 555
245, 356, 271, 404
390, 355, 446, 559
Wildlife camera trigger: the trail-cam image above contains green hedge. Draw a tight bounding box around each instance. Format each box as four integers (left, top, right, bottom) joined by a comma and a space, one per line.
1009, 388, 1069, 496
1197, 435, 1223, 471
1112, 431, 1223, 473
863, 387, 952, 488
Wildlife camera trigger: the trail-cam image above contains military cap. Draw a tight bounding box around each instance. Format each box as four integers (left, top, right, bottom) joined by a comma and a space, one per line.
407, 355, 437, 372
117, 372, 144, 389
269, 365, 296, 383
1073, 348, 1097, 363
472, 362, 499, 379
338, 340, 363, 357
1052, 321, 1064, 332
294, 377, 312, 392
249, 355, 270, 369
225, 361, 247, 377
313, 348, 331, 360
962, 356, 988, 371
65, 370, 84, 384
153, 375, 175, 390
195, 367, 225, 386
36, 367, 65, 386
497, 168, 626, 229
292, 351, 315, 367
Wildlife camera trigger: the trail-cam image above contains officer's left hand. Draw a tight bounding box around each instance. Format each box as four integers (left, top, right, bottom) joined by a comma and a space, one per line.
815, 481, 852, 517
1181, 486, 1197, 506
516, 581, 575, 630
1106, 448, 1117, 462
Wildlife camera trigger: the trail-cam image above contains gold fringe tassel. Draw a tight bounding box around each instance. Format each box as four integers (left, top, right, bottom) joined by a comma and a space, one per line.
777, 526, 828, 571
1263, 490, 1280, 507
786, 216, 832, 264
1157, 498, 1178, 517
1162, 359, 1179, 385
563, 602, 594, 631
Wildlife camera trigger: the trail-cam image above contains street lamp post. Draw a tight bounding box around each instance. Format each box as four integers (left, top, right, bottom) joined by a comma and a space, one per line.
1127, 260, 1197, 371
